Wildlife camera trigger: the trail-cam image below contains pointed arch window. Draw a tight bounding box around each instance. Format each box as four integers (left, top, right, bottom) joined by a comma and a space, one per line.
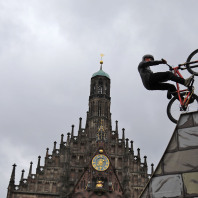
104, 82, 107, 94
105, 102, 108, 117
93, 83, 96, 94
98, 101, 102, 116
96, 120, 107, 142
98, 79, 103, 94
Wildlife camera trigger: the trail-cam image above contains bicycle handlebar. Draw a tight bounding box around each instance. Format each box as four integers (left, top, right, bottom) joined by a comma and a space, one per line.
179, 60, 198, 66
166, 60, 198, 71
165, 63, 174, 71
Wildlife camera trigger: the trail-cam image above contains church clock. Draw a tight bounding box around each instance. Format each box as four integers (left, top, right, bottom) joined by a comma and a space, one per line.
92, 154, 110, 171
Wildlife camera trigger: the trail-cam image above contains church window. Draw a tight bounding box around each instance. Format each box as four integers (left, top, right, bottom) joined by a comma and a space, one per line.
106, 83, 109, 95
98, 79, 103, 94
118, 158, 122, 168
91, 102, 95, 116
29, 183, 34, 191
98, 102, 101, 116
111, 145, 115, 153
105, 102, 108, 117
104, 84, 107, 94
52, 183, 56, 193
37, 183, 42, 191
111, 157, 115, 166
44, 182, 50, 192
72, 155, 77, 164
80, 156, 84, 163
70, 169, 75, 181
93, 83, 96, 94
37, 181, 43, 191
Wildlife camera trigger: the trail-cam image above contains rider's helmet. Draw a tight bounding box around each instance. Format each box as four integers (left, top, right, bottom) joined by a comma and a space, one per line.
142, 54, 154, 61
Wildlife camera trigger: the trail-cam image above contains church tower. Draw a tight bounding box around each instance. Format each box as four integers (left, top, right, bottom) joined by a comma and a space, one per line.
86, 56, 113, 141
7, 57, 151, 198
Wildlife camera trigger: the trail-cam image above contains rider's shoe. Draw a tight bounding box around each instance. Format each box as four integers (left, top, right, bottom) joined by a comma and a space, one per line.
167, 90, 172, 99
184, 75, 194, 87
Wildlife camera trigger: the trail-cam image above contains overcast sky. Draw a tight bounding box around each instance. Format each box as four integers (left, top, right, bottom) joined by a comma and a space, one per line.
1, 0, 198, 197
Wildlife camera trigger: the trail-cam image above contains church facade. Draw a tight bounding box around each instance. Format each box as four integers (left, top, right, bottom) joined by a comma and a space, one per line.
7, 61, 152, 198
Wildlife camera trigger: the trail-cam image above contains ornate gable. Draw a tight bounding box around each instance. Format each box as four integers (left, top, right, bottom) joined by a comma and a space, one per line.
72, 144, 123, 198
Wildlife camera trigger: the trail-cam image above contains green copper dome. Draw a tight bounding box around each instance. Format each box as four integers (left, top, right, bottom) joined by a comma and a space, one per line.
92, 69, 110, 79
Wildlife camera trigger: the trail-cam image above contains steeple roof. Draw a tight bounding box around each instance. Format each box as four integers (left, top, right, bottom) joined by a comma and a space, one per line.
92, 69, 110, 79
92, 55, 110, 79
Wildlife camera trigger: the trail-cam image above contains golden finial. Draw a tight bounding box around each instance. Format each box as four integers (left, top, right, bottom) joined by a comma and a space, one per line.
100, 54, 104, 69
99, 149, 103, 153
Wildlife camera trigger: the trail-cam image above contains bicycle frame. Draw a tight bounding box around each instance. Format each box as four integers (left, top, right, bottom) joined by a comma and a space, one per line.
167, 50, 198, 123
170, 66, 194, 108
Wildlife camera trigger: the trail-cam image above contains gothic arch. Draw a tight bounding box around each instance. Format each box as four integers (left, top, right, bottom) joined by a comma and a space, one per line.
98, 78, 103, 94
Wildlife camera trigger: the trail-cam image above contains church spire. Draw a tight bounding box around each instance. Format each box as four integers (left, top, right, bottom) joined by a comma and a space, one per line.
144, 156, 147, 167
53, 141, 57, 152
137, 148, 141, 162
20, 169, 25, 185
28, 162, 33, 177
36, 156, 41, 173
67, 133, 70, 146
126, 138, 129, 154
130, 140, 134, 155
46, 148, 49, 158
9, 164, 16, 185
71, 125, 74, 138
122, 128, 125, 142
7, 164, 17, 195
115, 120, 118, 133
61, 134, 64, 144
79, 117, 82, 131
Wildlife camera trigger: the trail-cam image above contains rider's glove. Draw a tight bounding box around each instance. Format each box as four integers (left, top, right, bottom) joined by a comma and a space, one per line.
161, 58, 167, 64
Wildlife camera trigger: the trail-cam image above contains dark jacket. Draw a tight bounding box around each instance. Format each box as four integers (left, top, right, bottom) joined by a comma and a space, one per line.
138, 60, 163, 89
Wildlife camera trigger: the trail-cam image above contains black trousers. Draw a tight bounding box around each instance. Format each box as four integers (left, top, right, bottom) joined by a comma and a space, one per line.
149, 71, 185, 94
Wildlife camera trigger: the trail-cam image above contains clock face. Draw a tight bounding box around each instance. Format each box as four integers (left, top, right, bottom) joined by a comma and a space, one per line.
92, 154, 110, 171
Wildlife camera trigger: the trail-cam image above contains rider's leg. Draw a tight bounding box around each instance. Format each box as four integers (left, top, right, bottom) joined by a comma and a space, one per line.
150, 72, 185, 84
150, 72, 193, 87
149, 82, 178, 99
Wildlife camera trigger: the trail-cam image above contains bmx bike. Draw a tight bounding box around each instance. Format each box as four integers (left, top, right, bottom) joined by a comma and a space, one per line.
167, 49, 198, 123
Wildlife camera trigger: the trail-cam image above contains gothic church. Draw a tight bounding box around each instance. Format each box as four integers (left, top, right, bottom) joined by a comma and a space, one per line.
7, 59, 152, 198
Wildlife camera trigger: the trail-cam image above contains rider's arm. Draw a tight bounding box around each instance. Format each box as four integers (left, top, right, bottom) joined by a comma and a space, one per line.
138, 60, 164, 70
141, 60, 164, 67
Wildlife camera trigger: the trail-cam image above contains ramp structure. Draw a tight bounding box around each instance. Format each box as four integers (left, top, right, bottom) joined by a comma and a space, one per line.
140, 111, 198, 198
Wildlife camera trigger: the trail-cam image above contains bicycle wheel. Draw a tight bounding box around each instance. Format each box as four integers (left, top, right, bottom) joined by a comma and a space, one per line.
186, 49, 198, 75
167, 93, 198, 124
